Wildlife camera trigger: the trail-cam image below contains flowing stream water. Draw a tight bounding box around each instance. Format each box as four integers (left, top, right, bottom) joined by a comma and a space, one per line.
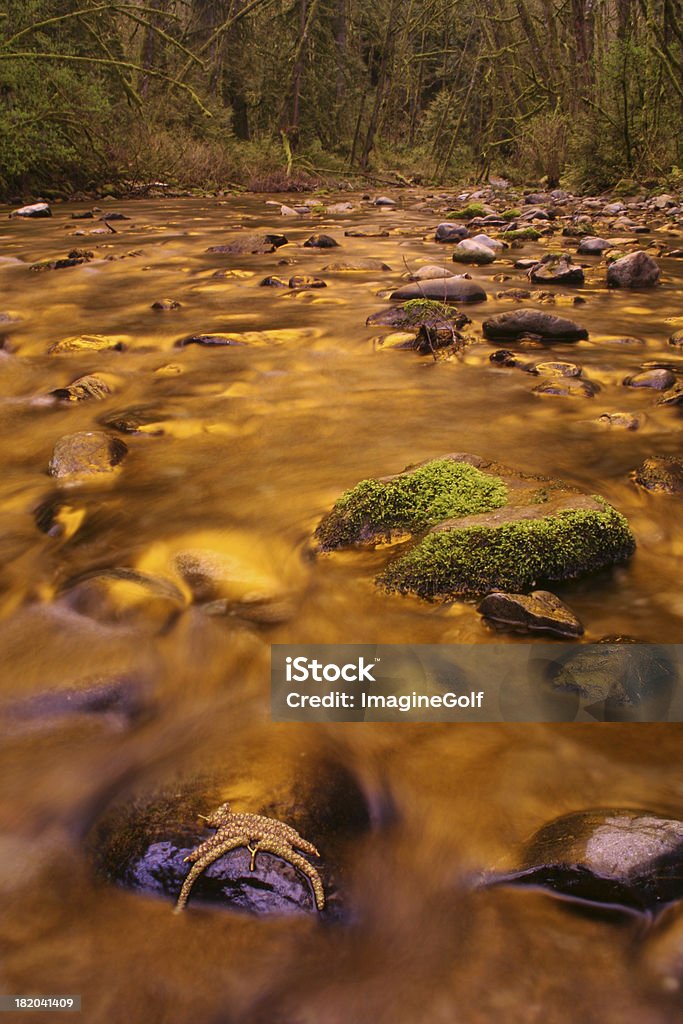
1, 192, 683, 1023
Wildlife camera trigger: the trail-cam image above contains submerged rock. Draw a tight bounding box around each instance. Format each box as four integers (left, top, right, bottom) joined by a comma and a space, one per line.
51, 374, 115, 402
390, 278, 486, 303
495, 808, 683, 911
597, 412, 641, 430
482, 309, 588, 343
48, 334, 126, 355
532, 378, 597, 398
207, 234, 288, 255
607, 251, 660, 288
632, 456, 683, 494
477, 590, 583, 638
316, 453, 634, 599
176, 333, 245, 348
48, 431, 128, 478
322, 258, 392, 271
623, 369, 676, 390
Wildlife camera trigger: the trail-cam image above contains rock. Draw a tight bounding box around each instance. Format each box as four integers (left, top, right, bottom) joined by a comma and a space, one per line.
316, 453, 634, 598
577, 236, 612, 255
48, 334, 126, 355
514, 258, 539, 270
607, 250, 660, 288
48, 432, 128, 478
496, 289, 531, 301
374, 196, 396, 206
597, 412, 641, 430
632, 456, 683, 494
61, 569, 186, 632
51, 374, 115, 402
151, 299, 181, 310
477, 590, 583, 638
518, 207, 550, 221
668, 329, 683, 348
434, 223, 468, 243
657, 385, 683, 407
496, 808, 683, 909
603, 201, 626, 215
326, 202, 354, 213
532, 378, 597, 398
100, 212, 130, 221
381, 325, 465, 355
10, 202, 51, 218
260, 276, 288, 287
623, 369, 676, 390
470, 233, 504, 253
99, 406, 170, 435
207, 234, 288, 255
652, 193, 675, 209
176, 334, 245, 348
390, 278, 486, 304
71, 211, 94, 220
31, 249, 94, 271
482, 309, 588, 343
530, 361, 582, 378
303, 234, 339, 248
528, 253, 584, 286
489, 350, 525, 367
279, 205, 300, 216
452, 239, 496, 265
366, 303, 470, 332
409, 265, 455, 281
322, 258, 392, 272
289, 275, 326, 289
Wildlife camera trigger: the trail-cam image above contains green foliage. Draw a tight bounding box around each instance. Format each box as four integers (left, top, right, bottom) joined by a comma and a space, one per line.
314, 459, 508, 551
402, 299, 460, 321
379, 500, 635, 598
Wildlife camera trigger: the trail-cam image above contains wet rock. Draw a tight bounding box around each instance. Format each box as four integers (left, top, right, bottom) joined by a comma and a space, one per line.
89, 757, 369, 915
409, 265, 455, 280
151, 298, 181, 310
607, 250, 660, 288
496, 288, 531, 300
48, 431, 128, 478
51, 374, 115, 402
343, 230, 389, 238
623, 369, 676, 390
326, 202, 354, 213
489, 350, 525, 367
530, 361, 582, 378
259, 276, 288, 287
482, 309, 588, 343
322, 258, 392, 271
497, 808, 683, 910
71, 211, 94, 220
31, 249, 94, 271
61, 568, 185, 632
390, 278, 486, 303
2, 676, 148, 732
374, 196, 396, 206
99, 406, 169, 435
10, 202, 51, 218
316, 453, 634, 598
632, 456, 683, 494
452, 239, 496, 265
33, 494, 86, 539
176, 333, 245, 348
528, 253, 585, 286
532, 378, 597, 398
514, 258, 539, 270
48, 334, 126, 355
577, 236, 612, 255
100, 211, 130, 221
597, 412, 641, 430
207, 234, 288, 255
657, 385, 683, 407
470, 233, 504, 253
288, 275, 326, 289
303, 234, 339, 248
477, 589, 583, 638
434, 223, 468, 243
668, 329, 683, 348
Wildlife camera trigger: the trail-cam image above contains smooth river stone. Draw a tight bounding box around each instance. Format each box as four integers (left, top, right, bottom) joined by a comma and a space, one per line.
390, 278, 487, 303
477, 590, 583, 638
623, 369, 676, 390
48, 431, 128, 478
482, 309, 588, 342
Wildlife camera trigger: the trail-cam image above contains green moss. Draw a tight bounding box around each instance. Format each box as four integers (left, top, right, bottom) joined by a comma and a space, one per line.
402, 298, 460, 321
501, 208, 521, 219
379, 499, 635, 598
503, 227, 543, 241
315, 459, 508, 551
447, 203, 487, 219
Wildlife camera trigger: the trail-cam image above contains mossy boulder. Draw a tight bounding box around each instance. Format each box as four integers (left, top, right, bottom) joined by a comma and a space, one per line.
315, 454, 635, 599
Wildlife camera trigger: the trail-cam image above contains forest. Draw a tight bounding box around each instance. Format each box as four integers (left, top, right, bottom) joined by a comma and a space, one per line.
1, 0, 683, 198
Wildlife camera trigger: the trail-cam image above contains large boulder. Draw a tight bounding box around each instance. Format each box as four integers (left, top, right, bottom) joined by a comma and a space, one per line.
315, 453, 634, 599
607, 251, 660, 288
482, 309, 588, 342
390, 278, 486, 303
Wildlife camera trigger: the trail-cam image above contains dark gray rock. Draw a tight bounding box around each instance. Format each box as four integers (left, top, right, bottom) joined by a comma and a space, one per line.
303, 234, 339, 248
260, 276, 288, 287
482, 308, 588, 342
390, 278, 487, 303
577, 236, 612, 255
478, 590, 583, 638
607, 250, 660, 288
176, 334, 245, 347
529, 253, 585, 286
48, 431, 128, 478
434, 223, 468, 243
207, 234, 288, 255
373, 196, 397, 206
100, 212, 130, 221
151, 298, 181, 310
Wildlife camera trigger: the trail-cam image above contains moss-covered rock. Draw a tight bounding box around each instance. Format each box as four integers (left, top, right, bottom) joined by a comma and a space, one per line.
314, 457, 508, 551
380, 495, 634, 597
315, 454, 635, 599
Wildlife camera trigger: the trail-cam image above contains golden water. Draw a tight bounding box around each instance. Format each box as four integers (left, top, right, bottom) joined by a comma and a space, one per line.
1, 194, 682, 1022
